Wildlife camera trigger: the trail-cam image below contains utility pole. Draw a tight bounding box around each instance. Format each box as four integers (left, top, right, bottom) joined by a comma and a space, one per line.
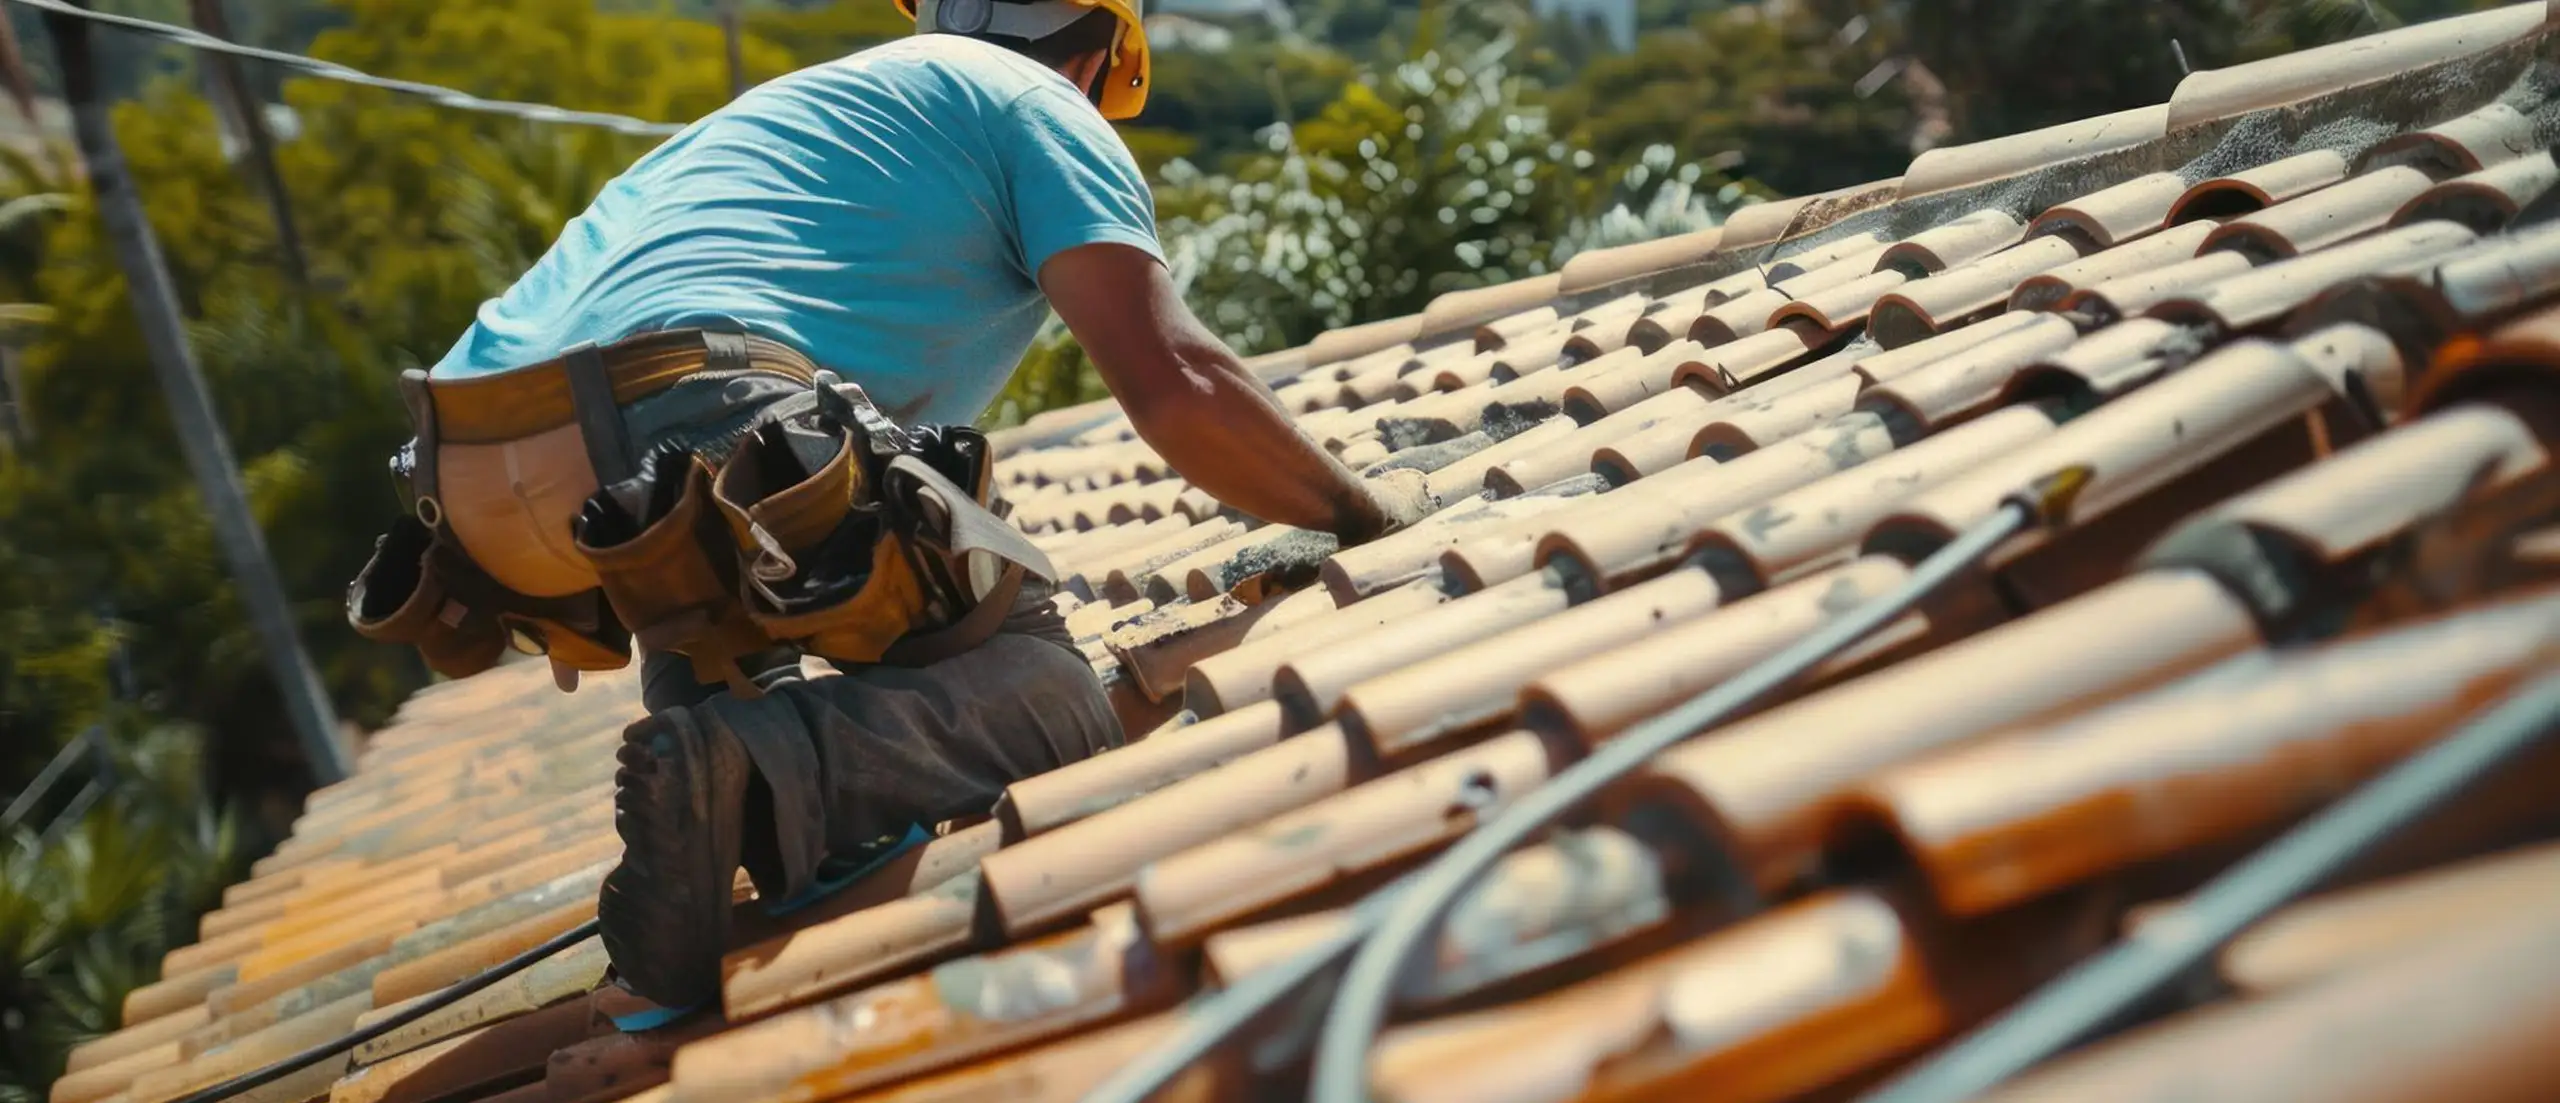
186, 0, 308, 288
38, 2, 352, 784
718, 0, 746, 99
0, 11, 41, 130
0, 8, 67, 182
0, 343, 27, 451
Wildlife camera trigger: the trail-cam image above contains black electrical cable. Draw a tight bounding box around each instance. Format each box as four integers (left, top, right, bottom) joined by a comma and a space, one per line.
1851, 666, 2560, 1103
167, 917, 605, 1103
1302, 483, 2066, 1103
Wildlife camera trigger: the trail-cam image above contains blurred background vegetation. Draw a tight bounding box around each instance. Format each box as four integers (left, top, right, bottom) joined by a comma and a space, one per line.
0, 0, 2516, 1096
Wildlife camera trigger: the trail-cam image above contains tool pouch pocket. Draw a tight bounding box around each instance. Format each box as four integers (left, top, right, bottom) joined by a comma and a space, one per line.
346, 514, 510, 679
714, 410, 935, 666
500, 594, 633, 677
349, 514, 633, 684
576, 444, 776, 697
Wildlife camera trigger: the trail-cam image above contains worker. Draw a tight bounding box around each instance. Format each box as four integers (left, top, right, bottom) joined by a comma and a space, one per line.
344, 0, 1430, 1011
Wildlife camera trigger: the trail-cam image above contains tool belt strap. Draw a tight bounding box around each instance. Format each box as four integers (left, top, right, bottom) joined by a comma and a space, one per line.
420, 329, 801, 445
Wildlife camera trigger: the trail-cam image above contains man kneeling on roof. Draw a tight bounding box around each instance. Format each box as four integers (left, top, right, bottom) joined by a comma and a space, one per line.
343, 0, 1429, 1012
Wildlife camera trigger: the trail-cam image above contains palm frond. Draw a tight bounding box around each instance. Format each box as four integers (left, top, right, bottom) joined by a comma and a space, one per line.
0, 193, 68, 235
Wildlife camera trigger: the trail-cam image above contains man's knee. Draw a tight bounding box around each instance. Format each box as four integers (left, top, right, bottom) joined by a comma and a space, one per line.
942, 631, 1124, 761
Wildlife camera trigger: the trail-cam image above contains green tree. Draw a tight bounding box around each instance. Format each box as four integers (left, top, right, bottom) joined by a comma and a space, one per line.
1547, 2, 1919, 200
1142, 32, 1359, 168
1148, 17, 1746, 357
738, 0, 911, 72
1808, 0, 2514, 157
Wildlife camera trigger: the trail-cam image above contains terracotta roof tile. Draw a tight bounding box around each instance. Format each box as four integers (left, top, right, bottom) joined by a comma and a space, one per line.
718, 861, 991, 1021
2160, 4, 2548, 133
981, 724, 1361, 938
1273, 573, 1576, 728
1554, 337, 1710, 417
2365, 101, 2540, 176
1555, 228, 1724, 296
1402, 415, 1558, 500
1518, 376, 1838, 496
1414, 275, 1567, 342
1366, 890, 1945, 1103
1476, 306, 1564, 351
2202, 164, 2445, 260
2170, 149, 2352, 224
1134, 729, 1561, 948
1519, 556, 1925, 747
1872, 332, 2356, 566
827, 1013, 1228, 1103
1682, 404, 2064, 593
1858, 588, 2560, 917
1000, 701, 1287, 840
1899, 105, 2170, 198
2397, 147, 2560, 231
1476, 330, 1571, 383
1337, 571, 1724, 758
1976, 899, 2560, 1103
1104, 585, 1336, 702
1713, 186, 1857, 255
1536, 413, 1900, 588
2025, 171, 2188, 248
1616, 568, 2261, 884
2158, 219, 2479, 331
1095, 519, 1246, 604
1317, 480, 1602, 603
1870, 236, 2087, 347
1688, 372, 1866, 459
118, 15, 2560, 1103
331, 994, 607, 1103
2205, 838, 2560, 995
1771, 267, 1910, 335
2009, 217, 2219, 312
2062, 248, 2256, 322
693, 906, 1174, 1103
1302, 314, 1425, 367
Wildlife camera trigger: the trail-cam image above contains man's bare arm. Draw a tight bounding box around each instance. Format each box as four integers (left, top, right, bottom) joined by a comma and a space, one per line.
1038, 242, 1423, 542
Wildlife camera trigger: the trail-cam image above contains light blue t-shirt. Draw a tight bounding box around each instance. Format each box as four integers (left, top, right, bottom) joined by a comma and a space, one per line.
427, 35, 1162, 427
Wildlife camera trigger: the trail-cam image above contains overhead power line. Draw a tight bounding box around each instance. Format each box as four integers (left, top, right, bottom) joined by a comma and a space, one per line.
4, 0, 689, 136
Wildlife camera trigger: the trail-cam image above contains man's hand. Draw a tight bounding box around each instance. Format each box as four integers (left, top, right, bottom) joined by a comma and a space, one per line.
1040, 242, 1399, 543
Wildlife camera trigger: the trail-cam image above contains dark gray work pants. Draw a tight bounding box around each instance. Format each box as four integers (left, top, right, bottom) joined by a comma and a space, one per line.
637, 576, 1121, 897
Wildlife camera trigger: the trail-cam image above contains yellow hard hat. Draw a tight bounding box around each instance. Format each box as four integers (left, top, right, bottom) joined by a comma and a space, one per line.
897, 0, 1151, 120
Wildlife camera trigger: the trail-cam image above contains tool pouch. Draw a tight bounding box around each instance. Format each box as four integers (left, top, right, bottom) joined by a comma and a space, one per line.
713, 375, 1053, 667
347, 514, 510, 679
348, 514, 631, 680
374, 368, 637, 690
714, 404, 931, 665
575, 443, 775, 698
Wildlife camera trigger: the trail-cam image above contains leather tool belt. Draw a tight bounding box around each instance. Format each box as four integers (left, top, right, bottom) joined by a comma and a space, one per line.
345, 328, 1054, 696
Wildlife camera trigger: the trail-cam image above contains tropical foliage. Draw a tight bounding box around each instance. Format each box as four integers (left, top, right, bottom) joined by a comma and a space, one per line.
0, 713, 242, 1103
